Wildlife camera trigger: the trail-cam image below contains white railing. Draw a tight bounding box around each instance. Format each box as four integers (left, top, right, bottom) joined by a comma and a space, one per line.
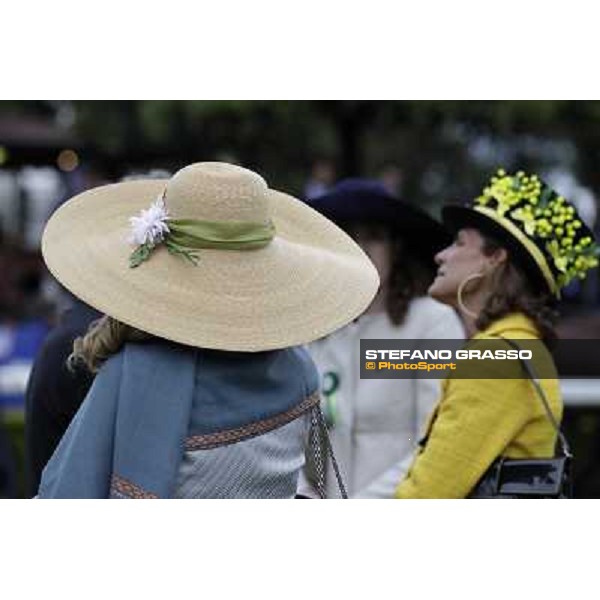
0, 362, 32, 397
561, 379, 600, 406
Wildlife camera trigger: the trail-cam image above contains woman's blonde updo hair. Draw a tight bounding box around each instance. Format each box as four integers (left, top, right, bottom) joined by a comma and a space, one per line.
69, 316, 152, 373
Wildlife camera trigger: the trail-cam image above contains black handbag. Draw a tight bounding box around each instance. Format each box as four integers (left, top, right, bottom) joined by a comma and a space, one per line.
469, 338, 572, 499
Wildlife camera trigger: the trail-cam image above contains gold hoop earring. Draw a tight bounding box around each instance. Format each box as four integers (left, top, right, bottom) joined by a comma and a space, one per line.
456, 272, 485, 319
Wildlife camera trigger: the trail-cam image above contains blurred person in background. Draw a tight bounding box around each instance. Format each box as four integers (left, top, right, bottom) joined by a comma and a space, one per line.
379, 162, 403, 197
0, 228, 52, 497
0, 424, 16, 497
298, 179, 464, 498
395, 169, 599, 498
0, 222, 17, 497
24, 298, 99, 495
303, 158, 336, 200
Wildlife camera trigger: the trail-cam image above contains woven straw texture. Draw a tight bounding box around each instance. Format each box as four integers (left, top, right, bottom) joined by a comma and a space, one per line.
42, 162, 379, 351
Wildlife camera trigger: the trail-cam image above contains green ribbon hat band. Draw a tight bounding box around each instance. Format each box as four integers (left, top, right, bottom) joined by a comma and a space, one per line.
168, 218, 276, 251
129, 216, 276, 268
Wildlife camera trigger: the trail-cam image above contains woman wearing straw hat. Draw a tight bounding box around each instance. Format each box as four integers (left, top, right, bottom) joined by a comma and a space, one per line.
36, 162, 379, 499
297, 179, 464, 499
395, 169, 599, 498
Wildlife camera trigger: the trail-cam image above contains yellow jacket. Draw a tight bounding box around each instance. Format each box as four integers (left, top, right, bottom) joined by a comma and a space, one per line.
395, 313, 562, 499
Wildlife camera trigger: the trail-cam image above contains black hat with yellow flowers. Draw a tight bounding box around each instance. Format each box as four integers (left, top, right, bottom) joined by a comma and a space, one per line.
442, 169, 600, 297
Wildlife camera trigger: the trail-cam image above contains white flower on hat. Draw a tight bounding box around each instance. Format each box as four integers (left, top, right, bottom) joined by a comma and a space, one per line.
128, 196, 170, 247
127, 193, 201, 268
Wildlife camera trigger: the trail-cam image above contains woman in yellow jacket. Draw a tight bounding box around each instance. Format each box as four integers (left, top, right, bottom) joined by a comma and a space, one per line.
395, 169, 599, 499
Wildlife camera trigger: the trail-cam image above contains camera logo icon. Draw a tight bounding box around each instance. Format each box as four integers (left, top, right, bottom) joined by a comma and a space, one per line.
365, 362, 376, 370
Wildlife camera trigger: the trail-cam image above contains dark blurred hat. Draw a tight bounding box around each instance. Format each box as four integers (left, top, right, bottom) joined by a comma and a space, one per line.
443, 169, 600, 298
306, 178, 452, 256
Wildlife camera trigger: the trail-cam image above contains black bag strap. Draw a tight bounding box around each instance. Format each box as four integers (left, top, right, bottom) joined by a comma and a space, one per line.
499, 337, 571, 458
309, 405, 348, 499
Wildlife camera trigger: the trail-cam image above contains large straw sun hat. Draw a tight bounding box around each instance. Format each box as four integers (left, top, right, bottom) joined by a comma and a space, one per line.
42, 162, 380, 351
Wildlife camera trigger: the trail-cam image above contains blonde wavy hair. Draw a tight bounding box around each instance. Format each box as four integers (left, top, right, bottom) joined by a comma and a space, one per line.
69, 315, 152, 373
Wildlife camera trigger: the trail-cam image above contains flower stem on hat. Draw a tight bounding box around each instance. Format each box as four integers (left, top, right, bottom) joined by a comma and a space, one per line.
164, 239, 199, 265
129, 242, 154, 268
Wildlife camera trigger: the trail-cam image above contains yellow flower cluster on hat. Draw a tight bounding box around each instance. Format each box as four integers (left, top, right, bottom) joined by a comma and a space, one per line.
475, 169, 600, 289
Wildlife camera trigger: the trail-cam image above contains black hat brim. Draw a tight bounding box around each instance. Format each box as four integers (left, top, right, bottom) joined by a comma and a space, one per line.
442, 204, 553, 295
308, 189, 452, 257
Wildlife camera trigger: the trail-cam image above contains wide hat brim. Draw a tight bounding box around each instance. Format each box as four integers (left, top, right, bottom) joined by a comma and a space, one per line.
307, 187, 452, 257
442, 204, 553, 294
42, 180, 380, 352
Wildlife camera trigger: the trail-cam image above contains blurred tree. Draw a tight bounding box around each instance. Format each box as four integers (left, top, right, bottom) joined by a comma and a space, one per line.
3, 100, 600, 204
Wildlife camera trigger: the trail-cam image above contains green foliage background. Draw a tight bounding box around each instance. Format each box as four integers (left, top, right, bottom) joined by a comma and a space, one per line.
3, 100, 600, 212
